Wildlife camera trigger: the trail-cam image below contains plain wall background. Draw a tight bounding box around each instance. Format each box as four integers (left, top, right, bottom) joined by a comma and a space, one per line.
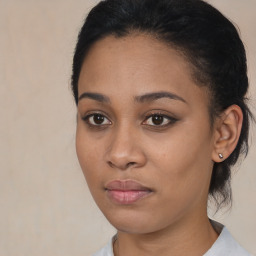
1, 0, 255, 255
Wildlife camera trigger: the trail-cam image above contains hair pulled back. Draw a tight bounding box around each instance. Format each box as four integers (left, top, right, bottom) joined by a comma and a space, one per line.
71, 0, 253, 208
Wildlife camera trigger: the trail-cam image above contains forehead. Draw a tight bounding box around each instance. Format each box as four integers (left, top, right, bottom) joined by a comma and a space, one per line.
78, 34, 209, 107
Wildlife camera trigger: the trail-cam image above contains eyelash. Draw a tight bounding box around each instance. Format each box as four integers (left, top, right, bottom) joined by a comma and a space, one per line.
82, 112, 112, 128
81, 111, 178, 129
143, 112, 178, 128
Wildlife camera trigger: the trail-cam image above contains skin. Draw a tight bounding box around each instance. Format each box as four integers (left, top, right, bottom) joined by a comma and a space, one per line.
76, 34, 243, 256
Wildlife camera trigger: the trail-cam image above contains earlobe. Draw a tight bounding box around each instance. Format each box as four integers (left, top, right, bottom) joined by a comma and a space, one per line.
212, 105, 243, 163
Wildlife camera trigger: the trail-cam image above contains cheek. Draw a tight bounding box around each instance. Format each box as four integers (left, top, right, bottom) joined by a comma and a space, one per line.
76, 131, 108, 210
76, 126, 102, 183
148, 121, 214, 196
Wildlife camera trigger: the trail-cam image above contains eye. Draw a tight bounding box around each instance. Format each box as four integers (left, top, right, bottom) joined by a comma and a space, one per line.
82, 113, 111, 126
143, 113, 177, 126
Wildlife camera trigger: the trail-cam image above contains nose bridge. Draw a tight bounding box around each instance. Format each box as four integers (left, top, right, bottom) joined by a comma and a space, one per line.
105, 121, 145, 170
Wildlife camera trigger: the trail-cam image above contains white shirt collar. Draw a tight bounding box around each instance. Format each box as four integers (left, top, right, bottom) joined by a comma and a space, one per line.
93, 221, 252, 256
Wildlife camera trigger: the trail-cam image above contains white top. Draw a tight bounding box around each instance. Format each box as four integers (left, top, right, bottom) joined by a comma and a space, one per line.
93, 223, 252, 256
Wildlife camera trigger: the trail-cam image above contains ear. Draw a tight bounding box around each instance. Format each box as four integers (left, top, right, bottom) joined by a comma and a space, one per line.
212, 105, 243, 163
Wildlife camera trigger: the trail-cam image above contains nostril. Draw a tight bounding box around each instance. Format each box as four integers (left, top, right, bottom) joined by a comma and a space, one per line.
127, 162, 136, 168
107, 161, 115, 168
107, 160, 137, 170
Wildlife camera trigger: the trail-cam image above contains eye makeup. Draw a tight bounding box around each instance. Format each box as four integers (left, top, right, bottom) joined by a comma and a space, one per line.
80, 109, 179, 132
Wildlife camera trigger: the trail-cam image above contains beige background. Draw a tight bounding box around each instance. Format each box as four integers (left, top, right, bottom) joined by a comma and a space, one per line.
1, 0, 255, 255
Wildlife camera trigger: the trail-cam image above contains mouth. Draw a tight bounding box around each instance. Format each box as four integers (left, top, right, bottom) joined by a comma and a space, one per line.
105, 180, 153, 205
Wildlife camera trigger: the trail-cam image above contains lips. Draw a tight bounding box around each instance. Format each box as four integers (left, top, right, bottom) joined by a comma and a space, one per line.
105, 180, 153, 205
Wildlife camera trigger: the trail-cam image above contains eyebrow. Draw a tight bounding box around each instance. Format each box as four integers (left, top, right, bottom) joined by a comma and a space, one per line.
78, 92, 110, 103
135, 91, 187, 104
78, 91, 187, 104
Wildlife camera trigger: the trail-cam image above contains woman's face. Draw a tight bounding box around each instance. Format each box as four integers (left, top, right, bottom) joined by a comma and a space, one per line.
76, 34, 216, 234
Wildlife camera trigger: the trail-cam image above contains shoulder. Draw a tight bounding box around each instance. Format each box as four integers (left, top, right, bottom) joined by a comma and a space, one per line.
204, 222, 253, 256
92, 236, 115, 256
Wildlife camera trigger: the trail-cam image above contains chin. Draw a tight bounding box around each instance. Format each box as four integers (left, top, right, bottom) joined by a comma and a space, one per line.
103, 209, 168, 234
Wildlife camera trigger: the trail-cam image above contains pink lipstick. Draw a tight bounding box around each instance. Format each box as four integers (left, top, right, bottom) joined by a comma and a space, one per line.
105, 180, 152, 205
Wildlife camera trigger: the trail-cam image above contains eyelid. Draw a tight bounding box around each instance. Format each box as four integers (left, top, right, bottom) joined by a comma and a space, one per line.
142, 111, 178, 127
81, 111, 112, 127
81, 110, 110, 119
80, 110, 178, 129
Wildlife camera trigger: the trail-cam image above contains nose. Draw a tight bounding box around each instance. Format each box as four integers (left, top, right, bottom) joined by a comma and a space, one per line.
105, 124, 147, 170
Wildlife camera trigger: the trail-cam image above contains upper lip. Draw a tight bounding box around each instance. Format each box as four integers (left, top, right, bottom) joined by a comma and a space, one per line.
105, 180, 152, 191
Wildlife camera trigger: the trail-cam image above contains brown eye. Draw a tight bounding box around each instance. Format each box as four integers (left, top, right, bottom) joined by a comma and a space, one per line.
143, 113, 177, 127
151, 115, 164, 125
93, 114, 105, 124
83, 113, 111, 126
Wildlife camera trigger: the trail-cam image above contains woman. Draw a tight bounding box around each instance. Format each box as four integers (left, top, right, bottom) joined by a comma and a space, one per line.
71, 0, 253, 255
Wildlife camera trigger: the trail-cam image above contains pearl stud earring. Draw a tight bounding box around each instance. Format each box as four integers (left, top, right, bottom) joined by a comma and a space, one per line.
218, 153, 224, 159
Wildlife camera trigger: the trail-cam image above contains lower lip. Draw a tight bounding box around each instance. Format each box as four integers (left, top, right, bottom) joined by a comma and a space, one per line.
106, 190, 152, 205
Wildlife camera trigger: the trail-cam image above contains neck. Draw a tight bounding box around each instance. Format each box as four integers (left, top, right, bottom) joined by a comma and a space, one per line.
114, 214, 218, 256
